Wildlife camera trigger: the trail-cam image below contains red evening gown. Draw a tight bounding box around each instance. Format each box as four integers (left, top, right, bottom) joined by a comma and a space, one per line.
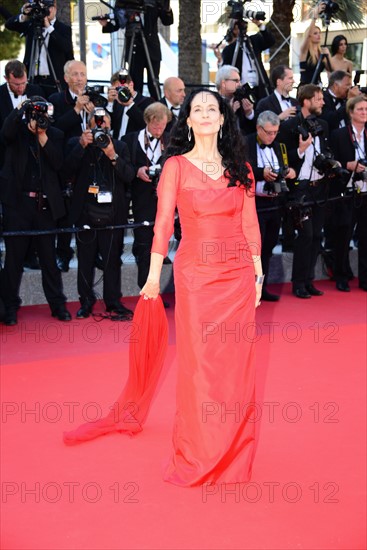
151, 156, 261, 486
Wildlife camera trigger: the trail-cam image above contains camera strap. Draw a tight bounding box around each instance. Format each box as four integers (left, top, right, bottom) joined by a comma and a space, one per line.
279, 143, 289, 168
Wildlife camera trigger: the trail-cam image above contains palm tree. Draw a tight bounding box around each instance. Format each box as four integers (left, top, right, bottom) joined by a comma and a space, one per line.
178, 0, 202, 87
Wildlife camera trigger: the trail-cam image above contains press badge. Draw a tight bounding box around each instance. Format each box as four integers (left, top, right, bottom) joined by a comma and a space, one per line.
97, 191, 112, 203
88, 184, 99, 194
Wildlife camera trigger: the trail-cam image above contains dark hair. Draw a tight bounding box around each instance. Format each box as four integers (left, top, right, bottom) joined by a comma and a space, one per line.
164, 88, 251, 189
297, 84, 322, 105
331, 35, 348, 56
270, 64, 291, 88
5, 60, 27, 79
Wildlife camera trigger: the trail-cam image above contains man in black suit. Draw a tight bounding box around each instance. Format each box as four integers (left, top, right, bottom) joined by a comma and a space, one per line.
221, 17, 274, 101
0, 98, 71, 326
159, 76, 186, 133
215, 65, 256, 136
106, 71, 154, 139
100, 0, 173, 100
5, 1, 74, 98
278, 84, 331, 299
65, 109, 135, 319
246, 111, 299, 301
49, 60, 97, 272
122, 102, 171, 289
320, 70, 361, 133
330, 95, 367, 292
255, 65, 299, 122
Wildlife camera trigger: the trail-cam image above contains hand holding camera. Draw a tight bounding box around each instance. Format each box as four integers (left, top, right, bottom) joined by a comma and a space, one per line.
298, 133, 313, 154
137, 166, 152, 183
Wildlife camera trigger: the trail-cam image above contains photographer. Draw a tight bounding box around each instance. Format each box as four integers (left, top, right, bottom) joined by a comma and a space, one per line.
100, 0, 173, 100
221, 13, 274, 101
246, 111, 299, 301
320, 70, 361, 132
215, 65, 256, 135
49, 60, 99, 272
65, 109, 135, 319
255, 65, 299, 122
5, 1, 74, 98
278, 84, 332, 298
106, 70, 154, 138
330, 95, 367, 292
121, 102, 171, 289
0, 96, 71, 326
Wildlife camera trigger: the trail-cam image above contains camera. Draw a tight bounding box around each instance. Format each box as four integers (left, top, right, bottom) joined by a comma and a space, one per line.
91, 108, 111, 148
27, 0, 54, 21
233, 83, 257, 105
352, 159, 367, 185
23, 99, 54, 129
148, 163, 162, 188
227, 1, 266, 22
264, 167, 290, 195
296, 115, 324, 140
320, 0, 339, 24
85, 85, 108, 109
116, 70, 132, 103
313, 151, 350, 185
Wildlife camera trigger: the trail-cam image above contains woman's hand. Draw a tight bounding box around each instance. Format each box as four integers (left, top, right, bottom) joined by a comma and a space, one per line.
255, 282, 262, 308
140, 278, 160, 300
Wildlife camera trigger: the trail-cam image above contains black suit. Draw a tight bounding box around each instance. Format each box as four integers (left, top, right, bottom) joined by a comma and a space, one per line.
221, 28, 275, 100
109, 92, 154, 138
246, 133, 301, 290
159, 98, 179, 134
5, 16, 74, 97
255, 92, 299, 120
0, 82, 43, 167
122, 130, 170, 288
103, 4, 173, 99
330, 125, 367, 286
0, 108, 67, 313
65, 137, 135, 307
320, 90, 348, 133
278, 114, 330, 289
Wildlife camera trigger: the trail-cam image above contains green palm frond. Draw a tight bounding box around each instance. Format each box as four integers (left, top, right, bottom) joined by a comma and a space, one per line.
307, 0, 366, 27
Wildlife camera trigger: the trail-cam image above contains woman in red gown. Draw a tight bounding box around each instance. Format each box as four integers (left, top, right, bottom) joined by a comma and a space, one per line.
64, 89, 263, 487
141, 89, 263, 486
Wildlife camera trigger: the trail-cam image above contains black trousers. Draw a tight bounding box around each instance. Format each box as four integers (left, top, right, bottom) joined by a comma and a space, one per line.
131, 193, 157, 289
126, 41, 161, 100
354, 194, 367, 285
76, 224, 124, 307
2, 196, 66, 311
291, 184, 327, 288
256, 196, 282, 288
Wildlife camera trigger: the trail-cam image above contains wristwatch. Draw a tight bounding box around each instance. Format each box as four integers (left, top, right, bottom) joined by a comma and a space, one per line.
255, 275, 265, 284
111, 153, 119, 163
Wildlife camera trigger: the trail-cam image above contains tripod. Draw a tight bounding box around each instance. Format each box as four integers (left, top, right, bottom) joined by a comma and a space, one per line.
121, 11, 161, 99
28, 19, 62, 95
231, 19, 271, 98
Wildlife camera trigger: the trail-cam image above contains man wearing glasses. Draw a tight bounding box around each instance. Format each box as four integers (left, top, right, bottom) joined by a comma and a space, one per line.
246, 111, 299, 301
215, 65, 256, 135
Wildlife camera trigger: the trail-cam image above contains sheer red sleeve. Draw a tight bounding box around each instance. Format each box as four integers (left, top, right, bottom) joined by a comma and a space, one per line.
151, 156, 180, 257
242, 165, 261, 257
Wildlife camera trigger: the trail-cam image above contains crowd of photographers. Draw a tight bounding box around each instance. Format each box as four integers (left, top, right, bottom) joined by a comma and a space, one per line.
0, 0, 366, 326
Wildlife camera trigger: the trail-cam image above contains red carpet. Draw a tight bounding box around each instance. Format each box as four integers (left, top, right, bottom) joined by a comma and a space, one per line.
1, 282, 366, 549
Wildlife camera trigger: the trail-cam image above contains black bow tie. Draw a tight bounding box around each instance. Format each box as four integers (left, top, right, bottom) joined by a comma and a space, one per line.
149, 135, 156, 142
334, 97, 344, 106
259, 143, 273, 150
170, 106, 180, 114
280, 95, 290, 101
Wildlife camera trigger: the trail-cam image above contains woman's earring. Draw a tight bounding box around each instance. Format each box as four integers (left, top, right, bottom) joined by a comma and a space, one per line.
188, 126, 192, 141
219, 125, 223, 139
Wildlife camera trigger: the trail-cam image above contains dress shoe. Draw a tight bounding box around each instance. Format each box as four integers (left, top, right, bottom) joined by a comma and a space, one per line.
261, 289, 280, 302
56, 257, 70, 273
359, 283, 367, 291
23, 257, 41, 270
106, 303, 133, 317
336, 281, 350, 292
76, 304, 93, 318
293, 288, 311, 299
305, 284, 324, 296
51, 306, 72, 321
4, 310, 17, 326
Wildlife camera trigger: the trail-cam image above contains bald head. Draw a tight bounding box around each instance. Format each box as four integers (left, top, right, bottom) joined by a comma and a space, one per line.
64, 60, 87, 94
163, 77, 185, 108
